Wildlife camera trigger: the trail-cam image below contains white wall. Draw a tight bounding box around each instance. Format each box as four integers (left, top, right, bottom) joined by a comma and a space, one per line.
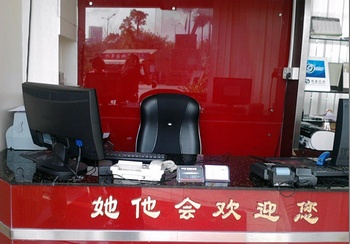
0, 0, 77, 150
59, 0, 78, 85
60, 36, 78, 86
0, 0, 25, 150
28, 0, 77, 85
28, 0, 59, 84
59, 0, 78, 86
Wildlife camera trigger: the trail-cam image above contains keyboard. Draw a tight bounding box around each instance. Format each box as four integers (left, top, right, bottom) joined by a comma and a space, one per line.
104, 151, 167, 164
311, 165, 349, 177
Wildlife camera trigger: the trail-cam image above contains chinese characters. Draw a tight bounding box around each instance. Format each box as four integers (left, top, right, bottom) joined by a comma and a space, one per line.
91, 196, 319, 225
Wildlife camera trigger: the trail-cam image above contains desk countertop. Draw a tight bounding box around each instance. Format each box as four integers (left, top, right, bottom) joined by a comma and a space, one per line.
1, 149, 348, 190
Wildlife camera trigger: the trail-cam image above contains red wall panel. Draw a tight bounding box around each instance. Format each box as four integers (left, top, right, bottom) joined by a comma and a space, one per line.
78, 0, 292, 157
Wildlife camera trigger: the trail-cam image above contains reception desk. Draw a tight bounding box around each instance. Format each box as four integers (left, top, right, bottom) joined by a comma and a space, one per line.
0, 150, 348, 244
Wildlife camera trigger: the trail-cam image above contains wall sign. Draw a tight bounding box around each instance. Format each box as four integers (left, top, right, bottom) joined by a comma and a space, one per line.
305, 57, 331, 91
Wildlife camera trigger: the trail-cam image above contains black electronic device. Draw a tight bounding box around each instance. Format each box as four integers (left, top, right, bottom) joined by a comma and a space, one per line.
250, 162, 296, 186
177, 166, 204, 183
267, 166, 296, 186
104, 151, 197, 165
98, 160, 113, 176
105, 151, 167, 164
311, 165, 348, 177
22, 82, 105, 180
331, 98, 349, 166
250, 161, 275, 180
291, 166, 318, 187
98, 160, 113, 184
251, 161, 318, 187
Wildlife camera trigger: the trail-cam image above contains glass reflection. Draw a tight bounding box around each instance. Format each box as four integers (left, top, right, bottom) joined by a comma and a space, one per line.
79, 1, 291, 155
83, 7, 212, 105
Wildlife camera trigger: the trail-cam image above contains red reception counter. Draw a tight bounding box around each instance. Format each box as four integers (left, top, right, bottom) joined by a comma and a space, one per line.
0, 150, 348, 243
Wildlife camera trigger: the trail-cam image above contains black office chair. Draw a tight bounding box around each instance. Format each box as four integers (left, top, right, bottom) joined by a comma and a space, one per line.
136, 93, 201, 164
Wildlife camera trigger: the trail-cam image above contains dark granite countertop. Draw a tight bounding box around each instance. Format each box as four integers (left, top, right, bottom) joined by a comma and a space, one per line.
1, 149, 348, 190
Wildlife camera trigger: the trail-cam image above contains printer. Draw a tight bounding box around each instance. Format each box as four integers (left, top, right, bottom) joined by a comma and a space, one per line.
6, 106, 46, 150
299, 121, 334, 151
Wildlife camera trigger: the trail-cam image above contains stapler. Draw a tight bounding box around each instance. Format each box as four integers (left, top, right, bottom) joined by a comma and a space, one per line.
316, 151, 331, 166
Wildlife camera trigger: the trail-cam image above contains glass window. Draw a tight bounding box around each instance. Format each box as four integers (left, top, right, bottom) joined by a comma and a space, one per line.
78, 0, 292, 156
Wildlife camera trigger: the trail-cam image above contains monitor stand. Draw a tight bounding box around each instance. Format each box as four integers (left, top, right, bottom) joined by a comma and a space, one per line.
36, 143, 87, 180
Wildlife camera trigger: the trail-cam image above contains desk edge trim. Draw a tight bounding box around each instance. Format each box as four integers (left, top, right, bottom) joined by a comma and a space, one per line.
0, 222, 348, 243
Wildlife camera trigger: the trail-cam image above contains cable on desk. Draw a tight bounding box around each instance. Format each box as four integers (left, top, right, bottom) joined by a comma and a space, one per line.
75, 144, 82, 173
86, 165, 98, 176
276, 181, 296, 197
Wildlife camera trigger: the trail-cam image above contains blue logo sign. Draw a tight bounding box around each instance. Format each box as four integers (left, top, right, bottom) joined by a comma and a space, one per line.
306, 60, 326, 78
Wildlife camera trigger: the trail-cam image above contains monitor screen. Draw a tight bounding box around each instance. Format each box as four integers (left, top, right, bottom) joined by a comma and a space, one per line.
22, 82, 105, 179
332, 98, 349, 166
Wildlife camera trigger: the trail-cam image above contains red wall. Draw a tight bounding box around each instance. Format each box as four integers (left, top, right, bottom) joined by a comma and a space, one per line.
78, 0, 292, 156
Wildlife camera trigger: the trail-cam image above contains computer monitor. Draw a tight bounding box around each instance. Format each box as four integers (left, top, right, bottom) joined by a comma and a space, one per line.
212, 77, 252, 105
331, 98, 349, 166
22, 82, 105, 179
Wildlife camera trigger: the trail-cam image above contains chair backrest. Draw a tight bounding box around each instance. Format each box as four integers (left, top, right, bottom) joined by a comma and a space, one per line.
136, 93, 201, 155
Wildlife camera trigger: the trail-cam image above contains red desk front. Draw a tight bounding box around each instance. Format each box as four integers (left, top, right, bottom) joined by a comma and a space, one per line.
0, 150, 348, 244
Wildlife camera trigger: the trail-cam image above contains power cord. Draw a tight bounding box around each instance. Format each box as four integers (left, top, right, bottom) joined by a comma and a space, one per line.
74, 140, 83, 174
